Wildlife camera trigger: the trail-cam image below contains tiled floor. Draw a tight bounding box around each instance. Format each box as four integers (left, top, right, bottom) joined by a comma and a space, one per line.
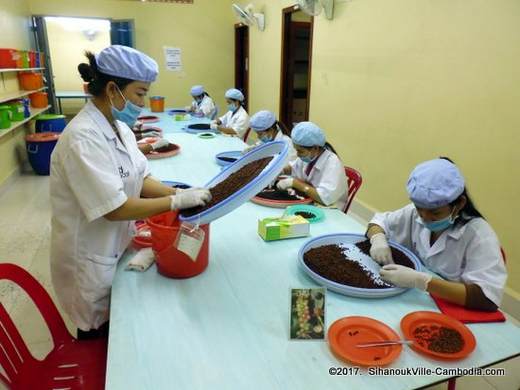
0, 173, 518, 390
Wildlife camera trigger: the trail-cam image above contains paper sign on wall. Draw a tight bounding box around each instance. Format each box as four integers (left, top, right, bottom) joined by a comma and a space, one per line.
163, 47, 182, 71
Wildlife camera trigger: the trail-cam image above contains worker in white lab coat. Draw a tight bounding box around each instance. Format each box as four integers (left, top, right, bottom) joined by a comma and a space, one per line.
368, 158, 507, 311
211, 88, 249, 139
244, 110, 297, 162
185, 85, 216, 119
277, 122, 348, 209
50, 45, 211, 339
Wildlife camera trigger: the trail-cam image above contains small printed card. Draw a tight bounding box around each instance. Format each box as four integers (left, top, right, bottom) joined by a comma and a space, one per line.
174, 222, 205, 261
290, 288, 326, 340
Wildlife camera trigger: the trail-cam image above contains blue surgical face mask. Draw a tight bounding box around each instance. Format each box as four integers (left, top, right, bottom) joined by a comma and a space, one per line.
110, 86, 143, 127
422, 211, 456, 232
259, 133, 273, 143
227, 103, 236, 112
300, 155, 313, 163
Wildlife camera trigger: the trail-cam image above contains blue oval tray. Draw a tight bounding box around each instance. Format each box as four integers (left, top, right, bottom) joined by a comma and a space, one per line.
298, 233, 423, 298
179, 141, 289, 225
215, 151, 242, 166
161, 180, 191, 189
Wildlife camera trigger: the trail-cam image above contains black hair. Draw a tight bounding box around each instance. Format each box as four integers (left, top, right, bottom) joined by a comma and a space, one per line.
440, 156, 485, 224
78, 51, 133, 97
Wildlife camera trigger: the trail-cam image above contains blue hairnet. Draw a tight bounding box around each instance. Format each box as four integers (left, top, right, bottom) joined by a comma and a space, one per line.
407, 159, 465, 209
96, 45, 158, 83
250, 110, 276, 132
225, 88, 244, 102
291, 122, 326, 147
190, 85, 204, 96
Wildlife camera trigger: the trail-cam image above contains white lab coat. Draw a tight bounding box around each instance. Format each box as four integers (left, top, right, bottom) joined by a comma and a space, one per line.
50, 101, 150, 331
290, 149, 348, 209
191, 95, 216, 119
251, 131, 298, 162
218, 106, 250, 139
370, 203, 507, 306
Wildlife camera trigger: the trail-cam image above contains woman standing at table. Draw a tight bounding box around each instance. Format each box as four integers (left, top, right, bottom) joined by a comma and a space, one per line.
368, 158, 507, 311
211, 88, 249, 138
50, 45, 211, 339
244, 110, 297, 162
185, 85, 216, 119
277, 121, 348, 210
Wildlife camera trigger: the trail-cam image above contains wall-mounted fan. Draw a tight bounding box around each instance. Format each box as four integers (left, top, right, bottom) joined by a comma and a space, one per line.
232, 3, 265, 31
296, 0, 334, 20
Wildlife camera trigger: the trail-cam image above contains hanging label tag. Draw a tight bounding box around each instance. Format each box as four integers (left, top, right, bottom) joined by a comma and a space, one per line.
174, 222, 204, 262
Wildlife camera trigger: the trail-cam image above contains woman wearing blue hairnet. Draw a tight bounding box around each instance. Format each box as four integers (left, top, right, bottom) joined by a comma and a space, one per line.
185, 85, 216, 119
368, 158, 507, 311
50, 46, 211, 339
244, 110, 297, 161
277, 122, 348, 209
211, 88, 249, 138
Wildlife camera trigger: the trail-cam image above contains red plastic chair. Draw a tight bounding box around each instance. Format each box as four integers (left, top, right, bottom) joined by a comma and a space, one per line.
343, 166, 363, 214
0, 263, 107, 390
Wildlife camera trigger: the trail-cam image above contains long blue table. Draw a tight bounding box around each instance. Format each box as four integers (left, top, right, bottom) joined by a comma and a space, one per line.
105, 129, 520, 389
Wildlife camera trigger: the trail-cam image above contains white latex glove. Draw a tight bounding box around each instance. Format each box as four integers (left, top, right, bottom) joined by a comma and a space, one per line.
151, 138, 170, 151
133, 121, 143, 131
379, 264, 432, 291
142, 130, 162, 138
184, 105, 192, 112
276, 177, 294, 191
126, 248, 155, 272
210, 123, 219, 130
170, 188, 212, 210
369, 233, 394, 265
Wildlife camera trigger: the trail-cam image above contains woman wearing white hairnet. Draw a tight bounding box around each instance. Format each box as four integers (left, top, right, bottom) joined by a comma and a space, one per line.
185, 85, 216, 119
50, 45, 211, 339
244, 110, 297, 162
369, 158, 507, 311
277, 121, 348, 209
211, 88, 249, 138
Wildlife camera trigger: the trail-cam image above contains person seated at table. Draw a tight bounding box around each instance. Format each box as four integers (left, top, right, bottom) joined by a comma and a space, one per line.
277, 121, 348, 209
185, 85, 216, 119
368, 158, 507, 311
211, 88, 249, 138
243, 110, 297, 162
50, 45, 212, 340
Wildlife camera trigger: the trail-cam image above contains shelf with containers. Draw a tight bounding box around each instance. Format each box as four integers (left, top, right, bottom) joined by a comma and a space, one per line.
0, 48, 51, 137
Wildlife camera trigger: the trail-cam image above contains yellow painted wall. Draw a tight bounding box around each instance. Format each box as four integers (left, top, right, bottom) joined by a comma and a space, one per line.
0, 0, 32, 185
27, 0, 237, 113
247, 1, 520, 296
45, 17, 111, 114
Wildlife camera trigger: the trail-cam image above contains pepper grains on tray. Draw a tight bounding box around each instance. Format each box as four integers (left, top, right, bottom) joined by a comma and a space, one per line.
413, 325, 465, 353
180, 157, 273, 217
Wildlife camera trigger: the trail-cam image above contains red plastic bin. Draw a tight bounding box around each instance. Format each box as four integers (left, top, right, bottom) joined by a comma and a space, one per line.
0, 48, 19, 68
146, 211, 210, 278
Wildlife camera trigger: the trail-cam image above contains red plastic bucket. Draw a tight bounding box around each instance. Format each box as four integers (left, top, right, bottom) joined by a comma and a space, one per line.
146, 211, 209, 278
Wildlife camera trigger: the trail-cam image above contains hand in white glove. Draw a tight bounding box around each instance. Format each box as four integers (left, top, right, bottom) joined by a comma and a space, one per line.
369, 233, 394, 265
184, 105, 192, 112
133, 121, 143, 131
379, 264, 432, 291
151, 138, 170, 151
276, 177, 294, 191
170, 188, 212, 210
210, 123, 219, 130
142, 130, 162, 138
